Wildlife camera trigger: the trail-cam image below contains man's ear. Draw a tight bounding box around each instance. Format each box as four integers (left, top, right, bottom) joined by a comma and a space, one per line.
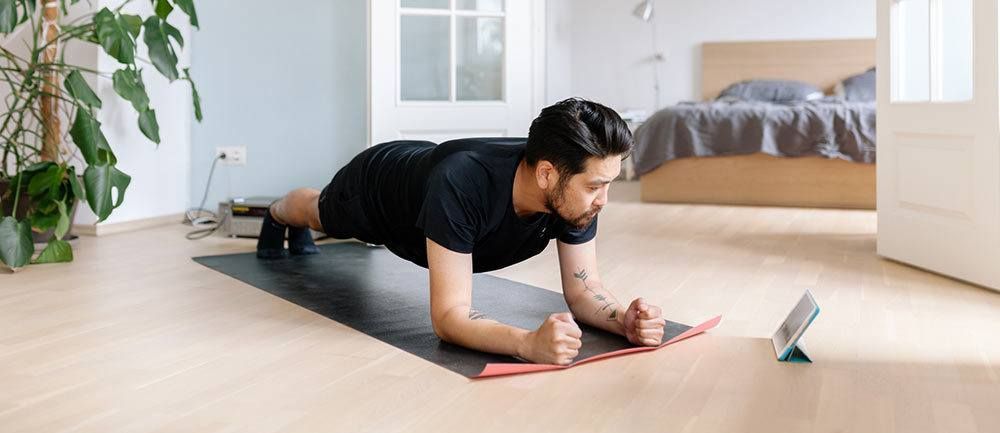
534, 160, 558, 189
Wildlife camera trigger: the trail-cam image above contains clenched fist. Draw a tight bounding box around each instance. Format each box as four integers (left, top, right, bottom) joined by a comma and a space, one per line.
518, 312, 583, 365
623, 298, 666, 346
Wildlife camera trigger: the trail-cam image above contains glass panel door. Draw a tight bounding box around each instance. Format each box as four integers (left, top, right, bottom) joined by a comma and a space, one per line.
891, 0, 972, 102
457, 0, 505, 12
456, 16, 504, 100
400, 15, 451, 101
399, 0, 506, 102
401, 0, 449, 9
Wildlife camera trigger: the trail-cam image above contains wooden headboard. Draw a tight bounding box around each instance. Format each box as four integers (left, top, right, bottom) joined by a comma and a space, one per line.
700, 39, 876, 101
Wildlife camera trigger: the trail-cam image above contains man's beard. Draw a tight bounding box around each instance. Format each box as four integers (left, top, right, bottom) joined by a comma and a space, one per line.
544, 182, 601, 229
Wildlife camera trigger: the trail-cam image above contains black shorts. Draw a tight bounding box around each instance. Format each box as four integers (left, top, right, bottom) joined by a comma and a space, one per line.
317, 150, 383, 244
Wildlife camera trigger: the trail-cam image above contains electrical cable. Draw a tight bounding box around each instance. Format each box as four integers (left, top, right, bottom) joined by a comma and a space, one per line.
185, 153, 226, 240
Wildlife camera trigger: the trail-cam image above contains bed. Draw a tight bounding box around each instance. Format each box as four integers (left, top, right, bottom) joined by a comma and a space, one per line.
633, 39, 877, 209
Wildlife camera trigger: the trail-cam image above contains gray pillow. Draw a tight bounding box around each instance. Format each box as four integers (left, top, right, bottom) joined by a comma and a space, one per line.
717, 79, 824, 102
837, 67, 876, 101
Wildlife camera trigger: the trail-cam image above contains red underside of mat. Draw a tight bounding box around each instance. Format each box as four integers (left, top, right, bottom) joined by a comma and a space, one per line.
473, 315, 723, 379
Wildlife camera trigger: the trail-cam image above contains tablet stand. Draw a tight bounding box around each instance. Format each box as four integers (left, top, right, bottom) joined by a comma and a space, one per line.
778, 341, 811, 363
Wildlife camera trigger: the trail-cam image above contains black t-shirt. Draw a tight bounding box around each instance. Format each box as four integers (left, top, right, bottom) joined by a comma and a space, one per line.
355, 137, 597, 273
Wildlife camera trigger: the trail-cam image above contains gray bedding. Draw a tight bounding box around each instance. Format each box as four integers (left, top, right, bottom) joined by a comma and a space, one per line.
632, 97, 877, 176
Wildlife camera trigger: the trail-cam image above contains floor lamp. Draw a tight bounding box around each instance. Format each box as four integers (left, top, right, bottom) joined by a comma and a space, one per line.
633, 0, 663, 111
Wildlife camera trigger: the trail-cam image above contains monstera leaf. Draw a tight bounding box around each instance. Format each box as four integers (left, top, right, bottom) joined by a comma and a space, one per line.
143, 16, 178, 81
94, 7, 137, 64
0, 217, 33, 270
83, 163, 132, 222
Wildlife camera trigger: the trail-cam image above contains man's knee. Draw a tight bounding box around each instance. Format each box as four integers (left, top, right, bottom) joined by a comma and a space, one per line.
273, 188, 322, 229
293, 189, 324, 232
288, 188, 320, 203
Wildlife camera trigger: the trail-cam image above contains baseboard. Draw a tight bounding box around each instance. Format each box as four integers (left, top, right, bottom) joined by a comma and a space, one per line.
73, 213, 186, 237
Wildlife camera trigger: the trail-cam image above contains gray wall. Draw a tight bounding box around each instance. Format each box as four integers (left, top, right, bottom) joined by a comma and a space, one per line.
190, 0, 368, 208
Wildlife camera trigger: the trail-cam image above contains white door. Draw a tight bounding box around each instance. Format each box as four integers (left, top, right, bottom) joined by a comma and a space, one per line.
369, 0, 544, 144
877, 0, 1000, 290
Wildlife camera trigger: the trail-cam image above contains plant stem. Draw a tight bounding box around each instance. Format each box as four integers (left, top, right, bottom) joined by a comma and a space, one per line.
39, 0, 62, 162
9, 146, 24, 219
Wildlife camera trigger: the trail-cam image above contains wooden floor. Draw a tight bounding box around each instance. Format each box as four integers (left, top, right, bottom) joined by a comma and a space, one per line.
2, 181, 999, 433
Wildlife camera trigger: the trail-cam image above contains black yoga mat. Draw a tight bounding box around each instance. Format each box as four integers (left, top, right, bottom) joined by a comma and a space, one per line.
193, 243, 700, 378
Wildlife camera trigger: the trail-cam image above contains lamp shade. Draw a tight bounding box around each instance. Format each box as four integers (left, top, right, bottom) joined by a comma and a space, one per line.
632, 0, 654, 22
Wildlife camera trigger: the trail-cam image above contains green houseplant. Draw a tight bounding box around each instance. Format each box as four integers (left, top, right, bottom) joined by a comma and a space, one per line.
0, 0, 201, 270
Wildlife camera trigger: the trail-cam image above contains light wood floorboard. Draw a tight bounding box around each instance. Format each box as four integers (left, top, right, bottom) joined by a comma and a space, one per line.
1, 182, 998, 433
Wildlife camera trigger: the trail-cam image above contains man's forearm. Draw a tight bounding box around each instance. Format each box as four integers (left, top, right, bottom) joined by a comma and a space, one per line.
437, 306, 531, 358
565, 269, 626, 336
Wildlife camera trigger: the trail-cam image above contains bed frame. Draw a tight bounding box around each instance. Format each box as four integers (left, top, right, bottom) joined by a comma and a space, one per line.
639, 38, 877, 209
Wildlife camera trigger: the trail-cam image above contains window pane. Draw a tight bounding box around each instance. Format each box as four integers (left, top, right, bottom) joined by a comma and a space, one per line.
456, 16, 504, 101
401, 0, 449, 9
401, 15, 450, 101
892, 0, 930, 102
937, 0, 972, 101
457, 0, 504, 12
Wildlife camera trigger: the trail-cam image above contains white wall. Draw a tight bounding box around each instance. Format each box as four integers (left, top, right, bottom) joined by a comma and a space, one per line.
75, 0, 194, 226
0, 1, 192, 226
549, 0, 876, 112
545, 0, 575, 104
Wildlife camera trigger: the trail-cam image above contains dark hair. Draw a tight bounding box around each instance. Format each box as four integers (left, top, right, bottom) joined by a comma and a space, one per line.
525, 97, 633, 177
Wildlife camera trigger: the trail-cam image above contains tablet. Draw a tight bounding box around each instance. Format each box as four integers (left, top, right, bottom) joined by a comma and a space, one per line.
771, 290, 820, 361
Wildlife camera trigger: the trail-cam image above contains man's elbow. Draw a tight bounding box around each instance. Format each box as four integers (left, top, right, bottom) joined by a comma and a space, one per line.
563, 293, 584, 314
431, 315, 455, 343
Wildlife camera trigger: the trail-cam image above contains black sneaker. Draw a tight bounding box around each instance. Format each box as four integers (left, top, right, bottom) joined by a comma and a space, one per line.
288, 226, 320, 255
256, 207, 289, 259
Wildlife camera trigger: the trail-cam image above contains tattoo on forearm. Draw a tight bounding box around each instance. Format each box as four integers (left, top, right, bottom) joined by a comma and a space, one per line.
468, 308, 488, 321
573, 268, 619, 321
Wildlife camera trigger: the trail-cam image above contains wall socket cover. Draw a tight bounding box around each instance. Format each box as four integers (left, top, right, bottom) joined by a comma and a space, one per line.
216, 146, 247, 166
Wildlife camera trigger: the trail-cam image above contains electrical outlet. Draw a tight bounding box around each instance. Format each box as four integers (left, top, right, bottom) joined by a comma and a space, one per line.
216, 146, 247, 166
